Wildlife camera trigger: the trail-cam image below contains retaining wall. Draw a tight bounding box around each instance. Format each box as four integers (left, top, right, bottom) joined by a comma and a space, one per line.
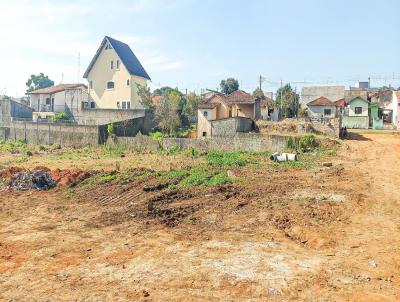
341, 116, 369, 129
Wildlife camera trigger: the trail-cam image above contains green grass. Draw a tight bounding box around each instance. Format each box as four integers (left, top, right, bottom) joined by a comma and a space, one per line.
286, 135, 319, 152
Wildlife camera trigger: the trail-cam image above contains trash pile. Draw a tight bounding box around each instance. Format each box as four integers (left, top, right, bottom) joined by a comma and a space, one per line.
8, 170, 56, 191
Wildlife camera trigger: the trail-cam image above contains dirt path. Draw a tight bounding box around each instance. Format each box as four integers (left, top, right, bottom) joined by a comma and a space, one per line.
329, 132, 400, 301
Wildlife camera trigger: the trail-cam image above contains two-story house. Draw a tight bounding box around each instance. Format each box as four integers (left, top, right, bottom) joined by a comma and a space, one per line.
83, 36, 151, 109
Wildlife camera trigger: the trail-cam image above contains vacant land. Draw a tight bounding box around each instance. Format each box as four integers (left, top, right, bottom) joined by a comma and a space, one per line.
0, 133, 399, 301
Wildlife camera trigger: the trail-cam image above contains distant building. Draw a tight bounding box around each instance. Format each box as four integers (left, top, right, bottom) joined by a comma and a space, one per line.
306, 96, 336, 118
300, 85, 345, 108
83, 36, 151, 110
197, 90, 259, 137
27, 84, 87, 121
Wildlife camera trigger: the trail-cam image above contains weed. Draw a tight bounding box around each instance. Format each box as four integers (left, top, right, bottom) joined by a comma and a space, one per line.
206, 151, 252, 167
103, 143, 128, 157
286, 135, 319, 152
164, 145, 182, 156
173, 167, 231, 188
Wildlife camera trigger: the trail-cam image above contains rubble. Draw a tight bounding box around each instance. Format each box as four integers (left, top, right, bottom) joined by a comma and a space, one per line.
8, 170, 56, 191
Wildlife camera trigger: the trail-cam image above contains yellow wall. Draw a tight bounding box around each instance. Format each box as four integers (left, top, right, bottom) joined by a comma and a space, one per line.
87, 43, 147, 109
197, 110, 213, 137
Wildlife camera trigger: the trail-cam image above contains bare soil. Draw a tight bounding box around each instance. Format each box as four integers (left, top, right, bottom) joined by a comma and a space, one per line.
0, 132, 399, 301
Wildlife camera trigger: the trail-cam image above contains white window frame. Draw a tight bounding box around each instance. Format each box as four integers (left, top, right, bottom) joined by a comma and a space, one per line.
122, 101, 131, 110
116, 60, 120, 70
127, 79, 130, 86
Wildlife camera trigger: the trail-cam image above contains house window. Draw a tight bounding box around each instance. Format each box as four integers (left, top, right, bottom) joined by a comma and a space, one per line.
203, 111, 208, 117
90, 102, 95, 108
90, 81, 93, 89
324, 108, 332, 116
111, 60, 114, 69
116, 60, 120, 70
122, 101, 131, 110
117, 101, 120, 109
107, 81, 114, 89
355, 107, 363, 114
127, 79, 130, 86
202, 132, 207, 137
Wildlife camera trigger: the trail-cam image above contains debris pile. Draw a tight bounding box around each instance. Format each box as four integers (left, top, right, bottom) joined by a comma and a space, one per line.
8, 171, 56, 191
50, 168, 91, 187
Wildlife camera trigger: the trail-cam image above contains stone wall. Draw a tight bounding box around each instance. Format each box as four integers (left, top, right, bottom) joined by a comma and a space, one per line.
70, 107, 150, 125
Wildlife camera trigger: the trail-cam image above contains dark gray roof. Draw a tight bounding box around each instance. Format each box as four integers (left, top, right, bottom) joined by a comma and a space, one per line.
83, 36, 151, 80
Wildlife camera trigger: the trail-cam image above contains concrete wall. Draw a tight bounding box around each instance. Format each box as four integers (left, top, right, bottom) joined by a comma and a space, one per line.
0, 99, 33, 126
71, 107, 149, 125
210, 117, 256, 137
342, 116, 369, 129
1, 121, 99, 146
113, 133, 294, 152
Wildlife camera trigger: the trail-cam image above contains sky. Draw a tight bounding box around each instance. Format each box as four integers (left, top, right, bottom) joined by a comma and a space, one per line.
1, 0, 399, 97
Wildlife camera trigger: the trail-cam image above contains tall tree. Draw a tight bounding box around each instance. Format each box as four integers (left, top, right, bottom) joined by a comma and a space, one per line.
136, 84, 154, 109
26, 73, 54, 93
252, 87, 265, 99
182, 92, 202, 125
155, 90, 182, 134
275, 84, 299, 118
220, 78, 239, 95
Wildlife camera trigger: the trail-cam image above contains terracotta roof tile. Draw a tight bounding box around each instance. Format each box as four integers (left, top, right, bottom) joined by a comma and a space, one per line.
307, 96, 335, 106
224, 90, 255, 104
28, 83, 86, 95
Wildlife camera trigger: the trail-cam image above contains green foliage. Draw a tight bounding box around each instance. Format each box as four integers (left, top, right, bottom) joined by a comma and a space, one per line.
26, 73, 54, 93
206, 151, 252, 167
79, 172, 117, 190
220, 78, 239, 95
149, 131, 164, 140
136, 84, 154, 109
286, 135, 319, 152
153, 86, 181, 97
164, 145, 182, 156
275, 84, 299, 118
103, 143, 127, 157
49, 112, 69, 123
173, 167, 231, 188
252, 87, 265, 99
107, 123, 114, 136
182, 93, 202, 125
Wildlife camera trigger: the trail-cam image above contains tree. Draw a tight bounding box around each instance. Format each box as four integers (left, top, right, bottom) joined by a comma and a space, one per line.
252, 87, 265, 99
136, 84, 154, 109
182, 92, 202, 125
153, 86, 179, 97
154, 90, 182, 134
220, 78, 239, 95
275, 84, 299, 118
26, 73, 54, 93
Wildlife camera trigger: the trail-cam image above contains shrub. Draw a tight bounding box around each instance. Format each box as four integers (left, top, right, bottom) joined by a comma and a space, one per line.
286, 135, 319, 152
50, 112, 69, 123
206, 151, 251, 167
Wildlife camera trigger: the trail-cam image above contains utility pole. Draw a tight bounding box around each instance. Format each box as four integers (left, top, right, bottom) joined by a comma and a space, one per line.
77, 52, 80, 83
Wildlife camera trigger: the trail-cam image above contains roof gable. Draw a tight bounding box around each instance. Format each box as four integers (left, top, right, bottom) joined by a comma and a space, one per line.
83, 36, 151, 80
348, 96, 368, 104
307, 96, 335, 106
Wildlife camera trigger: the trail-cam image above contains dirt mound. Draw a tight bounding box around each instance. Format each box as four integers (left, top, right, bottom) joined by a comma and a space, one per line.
50, 168, 91, 187
8, 171, 56, 191
0, 167, 26, 179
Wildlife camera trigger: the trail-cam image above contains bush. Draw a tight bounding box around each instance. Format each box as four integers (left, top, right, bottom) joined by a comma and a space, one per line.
50, 112, 69, 123
206, 151, 251, 167
286, 135, 319, 152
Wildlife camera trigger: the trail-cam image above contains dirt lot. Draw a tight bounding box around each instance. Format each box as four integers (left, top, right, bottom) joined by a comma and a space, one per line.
0, 133, 399, 301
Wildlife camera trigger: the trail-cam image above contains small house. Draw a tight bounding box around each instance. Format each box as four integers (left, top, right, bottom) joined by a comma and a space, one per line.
197, 90, 258, 137
342, 97, 369, 129
306, 96, 336, 118
393, 90, 400, 129
28, 84, 87, 121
